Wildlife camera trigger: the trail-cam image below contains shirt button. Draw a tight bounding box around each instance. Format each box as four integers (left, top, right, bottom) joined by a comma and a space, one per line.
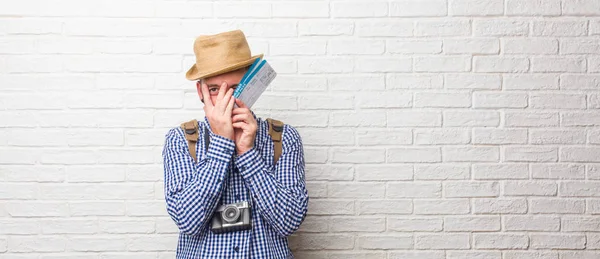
234, 246, 239, 252
241, 166, 246, 171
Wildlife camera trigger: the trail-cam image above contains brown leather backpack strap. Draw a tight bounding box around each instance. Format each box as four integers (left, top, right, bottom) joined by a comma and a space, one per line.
266, 118, 284, 165
180, 119, 199, 162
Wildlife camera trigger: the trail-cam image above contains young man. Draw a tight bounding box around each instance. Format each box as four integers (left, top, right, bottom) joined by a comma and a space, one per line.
162, 30, 309, 258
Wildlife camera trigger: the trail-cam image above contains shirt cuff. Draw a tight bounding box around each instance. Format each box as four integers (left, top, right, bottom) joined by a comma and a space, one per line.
206, 132, 235, 163
235, 147, 264, 179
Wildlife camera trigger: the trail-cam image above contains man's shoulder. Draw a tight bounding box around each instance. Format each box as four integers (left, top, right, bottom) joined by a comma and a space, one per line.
282, 123, 301, 143
164, 126, 183, 147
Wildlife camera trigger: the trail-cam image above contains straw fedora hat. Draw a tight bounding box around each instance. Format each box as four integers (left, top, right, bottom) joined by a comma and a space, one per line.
185, 30, 263, 81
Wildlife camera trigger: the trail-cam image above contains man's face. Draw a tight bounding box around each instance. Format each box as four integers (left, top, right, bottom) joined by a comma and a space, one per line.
196, 67, 247, 105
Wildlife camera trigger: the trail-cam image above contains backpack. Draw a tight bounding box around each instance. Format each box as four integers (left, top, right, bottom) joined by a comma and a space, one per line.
180, 118, 285, 164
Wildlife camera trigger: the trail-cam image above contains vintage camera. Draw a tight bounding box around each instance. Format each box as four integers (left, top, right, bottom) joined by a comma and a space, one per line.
210, 201, 252, 234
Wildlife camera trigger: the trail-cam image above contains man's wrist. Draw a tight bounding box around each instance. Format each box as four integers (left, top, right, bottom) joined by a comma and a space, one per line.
235, 146, 262, 178
207, 132, 236, 163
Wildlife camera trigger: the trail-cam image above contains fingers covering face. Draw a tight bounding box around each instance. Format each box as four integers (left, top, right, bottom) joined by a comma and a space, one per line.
225, 93, 235, 116
200, 81, 213, 108
217, 81, 228, 100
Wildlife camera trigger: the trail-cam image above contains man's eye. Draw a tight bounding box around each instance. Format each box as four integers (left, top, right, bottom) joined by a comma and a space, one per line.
209, 88, 218, 92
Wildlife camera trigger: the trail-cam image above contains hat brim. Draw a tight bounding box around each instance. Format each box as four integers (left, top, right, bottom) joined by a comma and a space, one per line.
185, 54, 264, 81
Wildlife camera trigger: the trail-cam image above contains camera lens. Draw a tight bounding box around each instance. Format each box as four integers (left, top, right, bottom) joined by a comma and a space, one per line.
222, 205, 240, 223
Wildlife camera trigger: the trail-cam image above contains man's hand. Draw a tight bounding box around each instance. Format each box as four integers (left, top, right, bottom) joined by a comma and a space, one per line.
201, 81, 235, 140
232, 99, 257, 156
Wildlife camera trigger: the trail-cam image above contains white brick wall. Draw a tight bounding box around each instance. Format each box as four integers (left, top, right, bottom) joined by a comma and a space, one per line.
1, 0, 600, 258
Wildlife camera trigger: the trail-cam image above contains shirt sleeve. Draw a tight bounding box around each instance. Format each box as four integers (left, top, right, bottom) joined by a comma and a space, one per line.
162, 127, 236, 236
234, 124, 309, 237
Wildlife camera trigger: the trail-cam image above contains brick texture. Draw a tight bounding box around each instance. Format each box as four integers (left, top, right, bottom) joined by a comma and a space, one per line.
0, 0, 599, 258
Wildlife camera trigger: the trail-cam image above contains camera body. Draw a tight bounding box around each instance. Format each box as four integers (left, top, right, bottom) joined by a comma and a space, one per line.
210, 201, 252, 234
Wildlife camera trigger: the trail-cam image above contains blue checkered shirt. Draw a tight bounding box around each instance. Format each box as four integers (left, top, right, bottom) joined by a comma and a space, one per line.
162, 114, 309, 258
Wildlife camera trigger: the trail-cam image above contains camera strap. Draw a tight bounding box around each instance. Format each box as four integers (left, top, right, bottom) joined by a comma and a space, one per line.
202, 125, 254, 212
